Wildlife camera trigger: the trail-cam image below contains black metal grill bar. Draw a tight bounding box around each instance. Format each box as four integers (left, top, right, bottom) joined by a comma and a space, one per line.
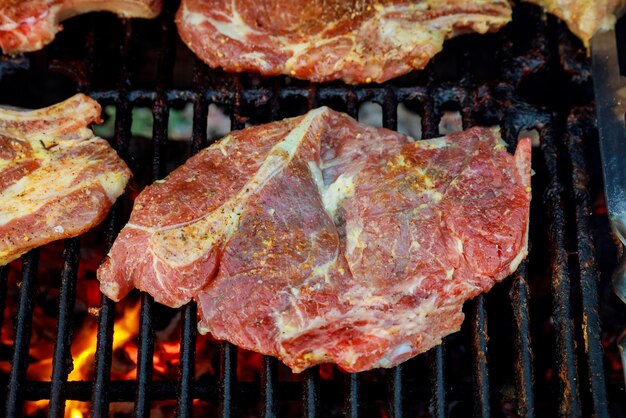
417, 95, 438, 140
387, 366, 404, 417
338, 91, 362, 418
428, 346, 446, 418
110, 17, 135, 159
175, 63, 206, 418
497, 96, 537, 418
133, 7, 177, 413
5, 251, 39, 418
90, 296, 115, 418
424, 100, 449, 418
230, 76, 244, 132
48, 238, 81, 418
191, 63, 209, 154
470, 297, 490, 418
21, 379, 445, 402
380, 82, 405, 418
219, 342, 237, 417
343, 372, 360, 418
90, 18, 135, 418
382, 87, 398, 131
134, 293, 155, 418
461, 98, 492, 418
261, 356, 278, 418
213, 75, 243, 418
302, 368, 319, 418
51, 373, 547, 402
540, 125, 582, 417
250, 81, 280, 418
177, 302, 197, 418
510, 264, 535, 417
420, 100, 449, 418
565, 108, 610, 417
151, 0, 176, 179
151, 96, 170, 179
80, 16, 96, 91
492, 111, 545, 418
89, 86, 436, 106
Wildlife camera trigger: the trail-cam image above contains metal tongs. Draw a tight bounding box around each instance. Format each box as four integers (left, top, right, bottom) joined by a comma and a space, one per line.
590, 27, 626, 385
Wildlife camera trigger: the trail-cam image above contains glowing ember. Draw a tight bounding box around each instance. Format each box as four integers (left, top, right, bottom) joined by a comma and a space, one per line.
154, 341, 181, 376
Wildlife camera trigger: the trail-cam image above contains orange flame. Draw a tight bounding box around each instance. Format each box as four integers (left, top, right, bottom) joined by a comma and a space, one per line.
64, 300, 142, 418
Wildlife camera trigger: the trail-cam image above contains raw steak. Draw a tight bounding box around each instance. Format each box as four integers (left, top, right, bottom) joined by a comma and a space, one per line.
0, 0, 162, 54
526, 0, 625, 47
175, 0, 512, 84
98, 108, 531, 373
0, 94, 131, 266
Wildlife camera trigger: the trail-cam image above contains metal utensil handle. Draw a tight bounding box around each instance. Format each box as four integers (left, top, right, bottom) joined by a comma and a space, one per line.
591, 30, 626, 245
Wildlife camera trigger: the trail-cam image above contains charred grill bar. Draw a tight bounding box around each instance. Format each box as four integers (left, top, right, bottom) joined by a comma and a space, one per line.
0, 1, 622, 417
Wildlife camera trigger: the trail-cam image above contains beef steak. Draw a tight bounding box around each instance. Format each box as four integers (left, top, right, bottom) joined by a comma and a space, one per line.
176, 0, 512, 84
0, 0, 162, 54
98, 107, 531, 372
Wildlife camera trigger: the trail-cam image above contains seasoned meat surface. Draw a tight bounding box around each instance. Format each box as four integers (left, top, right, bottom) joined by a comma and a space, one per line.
0, 0, 162, 54
526, 0, 625, 46
175, 0, 512, 84
0, 94, 131, 266
98, 108, 531, 373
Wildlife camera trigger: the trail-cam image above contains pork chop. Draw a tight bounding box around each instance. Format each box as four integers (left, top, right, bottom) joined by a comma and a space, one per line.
98, 108, 531, 373
0, 94, 131, 266
175, 0, 512, 84
0, 0, 162, 54
526, 0, 626, 47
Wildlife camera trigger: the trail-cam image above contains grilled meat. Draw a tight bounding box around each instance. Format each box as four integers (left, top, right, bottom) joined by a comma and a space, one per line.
0, 94, 131, 266
98, 108, 530, 373
0, 0, 162, 54
175, 0, 512, 84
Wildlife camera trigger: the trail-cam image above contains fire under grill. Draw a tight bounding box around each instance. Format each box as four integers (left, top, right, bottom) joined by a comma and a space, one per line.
0, 1, 624, 417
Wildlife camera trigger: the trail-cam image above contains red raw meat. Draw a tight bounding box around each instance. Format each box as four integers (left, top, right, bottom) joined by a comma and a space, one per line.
98, 108, 531, 372
176, 0, 512, 84
0, 0, 162, 54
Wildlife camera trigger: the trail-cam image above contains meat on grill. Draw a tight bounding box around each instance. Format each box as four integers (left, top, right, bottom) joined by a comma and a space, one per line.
0, 94, 131, 266
98, 108, 531, 373
0, 0, 162, 54
175, 0, 512, 84
526, 0, 625, 46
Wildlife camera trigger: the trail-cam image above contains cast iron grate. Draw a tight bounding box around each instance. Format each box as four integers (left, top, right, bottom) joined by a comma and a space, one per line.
0, 1, 624, 417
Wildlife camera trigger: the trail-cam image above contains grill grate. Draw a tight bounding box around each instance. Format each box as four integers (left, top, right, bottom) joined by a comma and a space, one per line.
0, 1, 624, 417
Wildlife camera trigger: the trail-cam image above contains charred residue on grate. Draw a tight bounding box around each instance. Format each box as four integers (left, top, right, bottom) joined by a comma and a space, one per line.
0, 0, 623, 417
